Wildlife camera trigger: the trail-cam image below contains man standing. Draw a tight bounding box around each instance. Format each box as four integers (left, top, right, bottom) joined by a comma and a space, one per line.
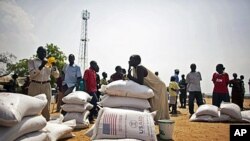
28, 46, 59, 121
61, 54, 82, 115
179, 74, 187, 108
173, 69, 180, 108
174, 69, 180, 83
212, 64, 230, 108
240, 75, 245, 110
83, 60, 99, 123
186, 63, 203, 117
248, 79, 250, 96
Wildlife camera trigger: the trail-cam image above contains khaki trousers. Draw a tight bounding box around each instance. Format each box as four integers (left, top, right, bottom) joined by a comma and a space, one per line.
28, 82, 51, 121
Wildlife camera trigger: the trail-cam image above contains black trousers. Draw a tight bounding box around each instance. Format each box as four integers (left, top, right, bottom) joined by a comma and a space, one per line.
188, 91, 204, 114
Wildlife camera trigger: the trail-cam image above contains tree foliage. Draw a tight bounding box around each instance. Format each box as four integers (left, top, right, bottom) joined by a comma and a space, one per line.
7, 59, 29, 77
0, 52, 17, 76
46, 43, 67, 71
45, 43, 67, 87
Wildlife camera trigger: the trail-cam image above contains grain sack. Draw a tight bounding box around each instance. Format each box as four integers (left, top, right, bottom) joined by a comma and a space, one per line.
98, 95, 151, 110
93, 139, 142, 141
92, 107, 156, 141
189, 113, 220, 122
63, 110, 90, 124
49, 114, 64, 124
0, 93, 47, 127
220, 102, 242, 120
62, 91, 92, 104
60, 132, 76, 140
43, 122, 73, 141
15, 131, 49, 141
196, 104, 219, 117
217, 111, 231, 122
241, 110, 250, 122
0, 115, 47, 141
104, 80, 154, 99
62, 119, 77, 129
75, 122, 90, 129
61, 103, 93, 112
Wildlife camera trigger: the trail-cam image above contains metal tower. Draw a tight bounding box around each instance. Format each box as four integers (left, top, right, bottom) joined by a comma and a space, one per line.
78, 10, 90, 71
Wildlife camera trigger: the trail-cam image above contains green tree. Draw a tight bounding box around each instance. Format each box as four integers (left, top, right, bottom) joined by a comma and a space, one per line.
46, 43, 67, 71
0, 52, 17, 77
45, 43, 67, 87
7, 59, 29, 77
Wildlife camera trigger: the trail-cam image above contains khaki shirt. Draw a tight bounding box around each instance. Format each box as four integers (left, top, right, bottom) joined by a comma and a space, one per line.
28, 58, 59, 82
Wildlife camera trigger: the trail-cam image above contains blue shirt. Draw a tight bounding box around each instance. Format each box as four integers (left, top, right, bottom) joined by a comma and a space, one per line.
174, 74, 179, 83
62, 64, 82, 87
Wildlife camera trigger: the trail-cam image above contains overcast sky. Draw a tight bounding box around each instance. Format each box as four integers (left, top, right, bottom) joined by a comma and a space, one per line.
0, 0, 250, 94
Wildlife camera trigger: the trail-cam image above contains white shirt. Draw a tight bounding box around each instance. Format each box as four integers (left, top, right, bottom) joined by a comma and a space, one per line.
28, 58, 59, 82
186, 71, 202, 92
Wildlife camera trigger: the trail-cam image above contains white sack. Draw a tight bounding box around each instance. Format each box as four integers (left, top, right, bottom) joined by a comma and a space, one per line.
60, 132, 76, 140
93, 139, 142, 141
220, 102, 242, 120
61, 103, 93, 112
62, 119, 77, 129
63, 110, 90, 124
98, 95, 151, 110
49, 114, 64, 124
103, 80, 154, 99
189, 113, 220, 122
0, 93, 47, 127
43, 122, 73, 141
0, 115, 47, 141
241, 110, 250, 122
15, 131, 49, 141
62, 91, 92, 104
196, 104, 219, 117
92, 107, 156, 141
75, 122, 90, 129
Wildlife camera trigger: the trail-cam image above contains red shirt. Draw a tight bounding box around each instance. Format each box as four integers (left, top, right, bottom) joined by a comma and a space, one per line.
212, 72, 229, 94
83, 68, 97, 93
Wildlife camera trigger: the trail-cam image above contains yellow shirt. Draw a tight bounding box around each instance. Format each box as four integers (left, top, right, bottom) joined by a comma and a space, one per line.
169, 81, 180, 96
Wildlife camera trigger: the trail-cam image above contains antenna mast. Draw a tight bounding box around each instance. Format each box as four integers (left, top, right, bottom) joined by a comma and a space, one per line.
78, 10, 90, 71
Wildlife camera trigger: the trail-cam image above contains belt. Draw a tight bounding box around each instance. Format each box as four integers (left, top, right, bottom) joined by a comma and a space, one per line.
31, 80, 50, 84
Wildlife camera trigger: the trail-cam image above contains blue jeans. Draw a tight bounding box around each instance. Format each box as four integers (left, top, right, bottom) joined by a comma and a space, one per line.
188, 91, 204, 114
89, 92, 98, 121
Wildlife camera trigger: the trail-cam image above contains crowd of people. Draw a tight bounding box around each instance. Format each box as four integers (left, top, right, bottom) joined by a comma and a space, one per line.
3, 46, 249, 122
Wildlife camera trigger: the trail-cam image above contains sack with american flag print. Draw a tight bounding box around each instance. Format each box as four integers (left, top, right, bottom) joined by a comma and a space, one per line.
91, 107, 157, 141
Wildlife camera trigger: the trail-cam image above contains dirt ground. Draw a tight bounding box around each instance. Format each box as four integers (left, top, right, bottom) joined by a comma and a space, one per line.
52, 97, 250, 141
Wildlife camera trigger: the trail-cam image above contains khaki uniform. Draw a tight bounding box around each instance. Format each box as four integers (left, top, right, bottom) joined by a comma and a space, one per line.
133, 66, 170, 120
28, 58, 59, 121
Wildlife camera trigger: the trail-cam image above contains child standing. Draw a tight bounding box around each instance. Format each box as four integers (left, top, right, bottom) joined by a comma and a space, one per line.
169, 76, 180, 114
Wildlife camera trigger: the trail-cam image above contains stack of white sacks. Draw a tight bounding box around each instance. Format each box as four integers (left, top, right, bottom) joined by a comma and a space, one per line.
85, 80, 157, 141
190, 102, 250, 123
0, 93, 76, 141
61, 91, 93, 129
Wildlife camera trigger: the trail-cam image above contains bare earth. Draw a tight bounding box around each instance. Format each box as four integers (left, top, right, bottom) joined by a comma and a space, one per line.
52, 97, 250, 141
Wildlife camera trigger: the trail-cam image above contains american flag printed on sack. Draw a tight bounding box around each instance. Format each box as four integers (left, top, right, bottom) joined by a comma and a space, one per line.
103, 113, 118, 135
